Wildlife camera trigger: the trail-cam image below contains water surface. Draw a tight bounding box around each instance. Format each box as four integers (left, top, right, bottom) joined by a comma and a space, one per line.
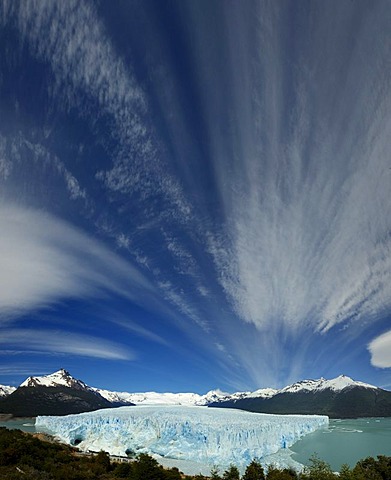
0, 417, 36, 433
291, 417, 391, 471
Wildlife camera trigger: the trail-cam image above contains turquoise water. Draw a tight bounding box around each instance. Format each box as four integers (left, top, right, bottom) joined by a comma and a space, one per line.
291, 417, 391, 471
0, 418, 36, 433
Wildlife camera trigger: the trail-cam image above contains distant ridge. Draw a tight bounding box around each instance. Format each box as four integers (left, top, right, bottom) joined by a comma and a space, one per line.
209, 375, 391, 418
0, 369, 127, 417
0, 370, 390, 417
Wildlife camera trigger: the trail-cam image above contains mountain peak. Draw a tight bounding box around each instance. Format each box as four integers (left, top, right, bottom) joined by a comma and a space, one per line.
20, 369, 89, 390
279, 375, 378, 394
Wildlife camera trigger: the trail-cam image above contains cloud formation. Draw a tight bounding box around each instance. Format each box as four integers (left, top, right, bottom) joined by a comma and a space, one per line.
0, 203, 152, 318
368, 331, 391, 368
0, 329, 132, 360
201, 1, 391, 336
0, 1, 390, 388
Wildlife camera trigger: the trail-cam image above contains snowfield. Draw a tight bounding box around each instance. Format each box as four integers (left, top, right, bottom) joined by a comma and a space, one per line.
36, 405, 328, 473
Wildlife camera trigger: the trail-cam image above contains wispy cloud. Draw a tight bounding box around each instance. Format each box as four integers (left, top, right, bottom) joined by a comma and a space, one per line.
204, 2, 391, 335
2, 0, 390, 388
0, 328, 133, 360
368, 331, 391, 368
172, 1, 391, 385
3, 0, 192, 221
0, 203, 153, 318
0, 134, 89, 208
0, 364, 48, 376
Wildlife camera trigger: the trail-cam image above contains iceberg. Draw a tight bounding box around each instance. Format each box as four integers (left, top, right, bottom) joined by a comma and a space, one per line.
36, 406, 328, 473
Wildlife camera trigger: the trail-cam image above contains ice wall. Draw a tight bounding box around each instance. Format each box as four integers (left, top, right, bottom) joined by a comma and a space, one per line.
36, 406, 328, 471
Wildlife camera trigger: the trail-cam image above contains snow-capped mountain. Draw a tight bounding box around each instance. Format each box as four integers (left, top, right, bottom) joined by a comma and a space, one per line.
1, 369, 389, 418
92, 388, 243, 406
211, 375, 391, 418
93, 389, 202, 406
0, 369, 114, 417
278, 375, 377, 394
18, 371, 376, 401
0, 385, 16, 397
20, 369, 91, 391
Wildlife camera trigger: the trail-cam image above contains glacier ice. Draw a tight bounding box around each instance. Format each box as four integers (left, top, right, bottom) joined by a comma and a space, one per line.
36, 406, 328, 472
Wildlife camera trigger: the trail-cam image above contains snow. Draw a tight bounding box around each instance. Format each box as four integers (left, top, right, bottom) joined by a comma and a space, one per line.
19, 369, 378, 406
94, 375, 377, 406
0, 385, 16, 397
247, 388, 278, 398
93, 388, 250, 406
279, 375, 376, 394
20, 369, 89, 390
36, 405, 328, 473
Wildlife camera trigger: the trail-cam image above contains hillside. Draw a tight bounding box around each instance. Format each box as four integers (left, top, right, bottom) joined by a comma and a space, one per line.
0, 385, 113, 417
210, 384, 391, 418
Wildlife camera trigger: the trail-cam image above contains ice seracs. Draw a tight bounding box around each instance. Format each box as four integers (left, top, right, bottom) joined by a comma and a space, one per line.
36, 405, 328, 473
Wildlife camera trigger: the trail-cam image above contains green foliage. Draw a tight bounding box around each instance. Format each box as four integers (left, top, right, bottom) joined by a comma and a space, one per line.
338, 464, 354, 480
132, 453, 166, 480
210, 465, 222, 480
299, 454, 336, 480
223, 464, 240, 480
113, 461, 133, 478
267, 465, 297, 480
352, 455, 391, 480
243, 459, 265, 480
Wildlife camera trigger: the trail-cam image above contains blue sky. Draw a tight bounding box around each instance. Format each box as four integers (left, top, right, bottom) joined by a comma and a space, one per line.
0, 0, 391, 393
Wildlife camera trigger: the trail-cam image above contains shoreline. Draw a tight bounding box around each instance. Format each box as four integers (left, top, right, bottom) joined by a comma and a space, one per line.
0, 414, 36, 421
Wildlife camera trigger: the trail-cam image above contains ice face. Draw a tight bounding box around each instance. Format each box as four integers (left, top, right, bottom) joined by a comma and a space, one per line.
36, 406, 328, 472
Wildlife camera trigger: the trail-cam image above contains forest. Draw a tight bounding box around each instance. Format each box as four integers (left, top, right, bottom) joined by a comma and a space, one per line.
0, 427, 390, 480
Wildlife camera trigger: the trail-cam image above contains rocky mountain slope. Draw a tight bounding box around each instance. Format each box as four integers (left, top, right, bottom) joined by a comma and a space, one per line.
0, 369, 122, 417
209, 375, 391, 418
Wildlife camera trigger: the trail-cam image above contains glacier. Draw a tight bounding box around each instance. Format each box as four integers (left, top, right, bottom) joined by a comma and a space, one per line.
36, 406, 328, 473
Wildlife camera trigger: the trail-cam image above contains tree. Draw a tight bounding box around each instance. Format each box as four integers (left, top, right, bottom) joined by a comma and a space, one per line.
133, 453, 165, 480
300, 454, 336, 480
95, 450, 111, 473
338, 464, 353, 480
267, 465, 297, 480
243, 460, 265, 480
113, 461, 133, 478
223, 464, 240, 480
352, 456, 384, 480
210, 466, 222, 480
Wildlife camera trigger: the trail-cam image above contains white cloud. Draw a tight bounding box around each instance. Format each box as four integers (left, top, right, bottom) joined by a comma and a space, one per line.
3, 0, 191, 221
0, 203, 153, 318
203, 1, 391, 336
0, 134, 88, 205
0, 328, 133, 360
368, 331, 391, 368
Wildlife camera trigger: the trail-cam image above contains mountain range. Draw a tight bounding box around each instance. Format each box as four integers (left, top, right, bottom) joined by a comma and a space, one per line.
0, 369, 390, 418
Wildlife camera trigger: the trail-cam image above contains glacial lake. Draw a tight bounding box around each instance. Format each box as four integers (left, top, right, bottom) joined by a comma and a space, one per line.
290, 417, 391, 471
0, 417, 36, 433
1, 416, 391, 472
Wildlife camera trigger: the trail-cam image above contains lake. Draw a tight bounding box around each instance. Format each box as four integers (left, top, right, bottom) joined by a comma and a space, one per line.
0, 417, 36, 433
290, 417, 391, 471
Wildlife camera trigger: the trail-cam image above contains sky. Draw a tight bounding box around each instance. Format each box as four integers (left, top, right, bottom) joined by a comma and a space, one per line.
0, 0, 391, 393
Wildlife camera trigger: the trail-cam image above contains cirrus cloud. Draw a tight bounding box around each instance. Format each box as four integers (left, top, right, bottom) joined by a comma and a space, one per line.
0, 203, 153, 319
